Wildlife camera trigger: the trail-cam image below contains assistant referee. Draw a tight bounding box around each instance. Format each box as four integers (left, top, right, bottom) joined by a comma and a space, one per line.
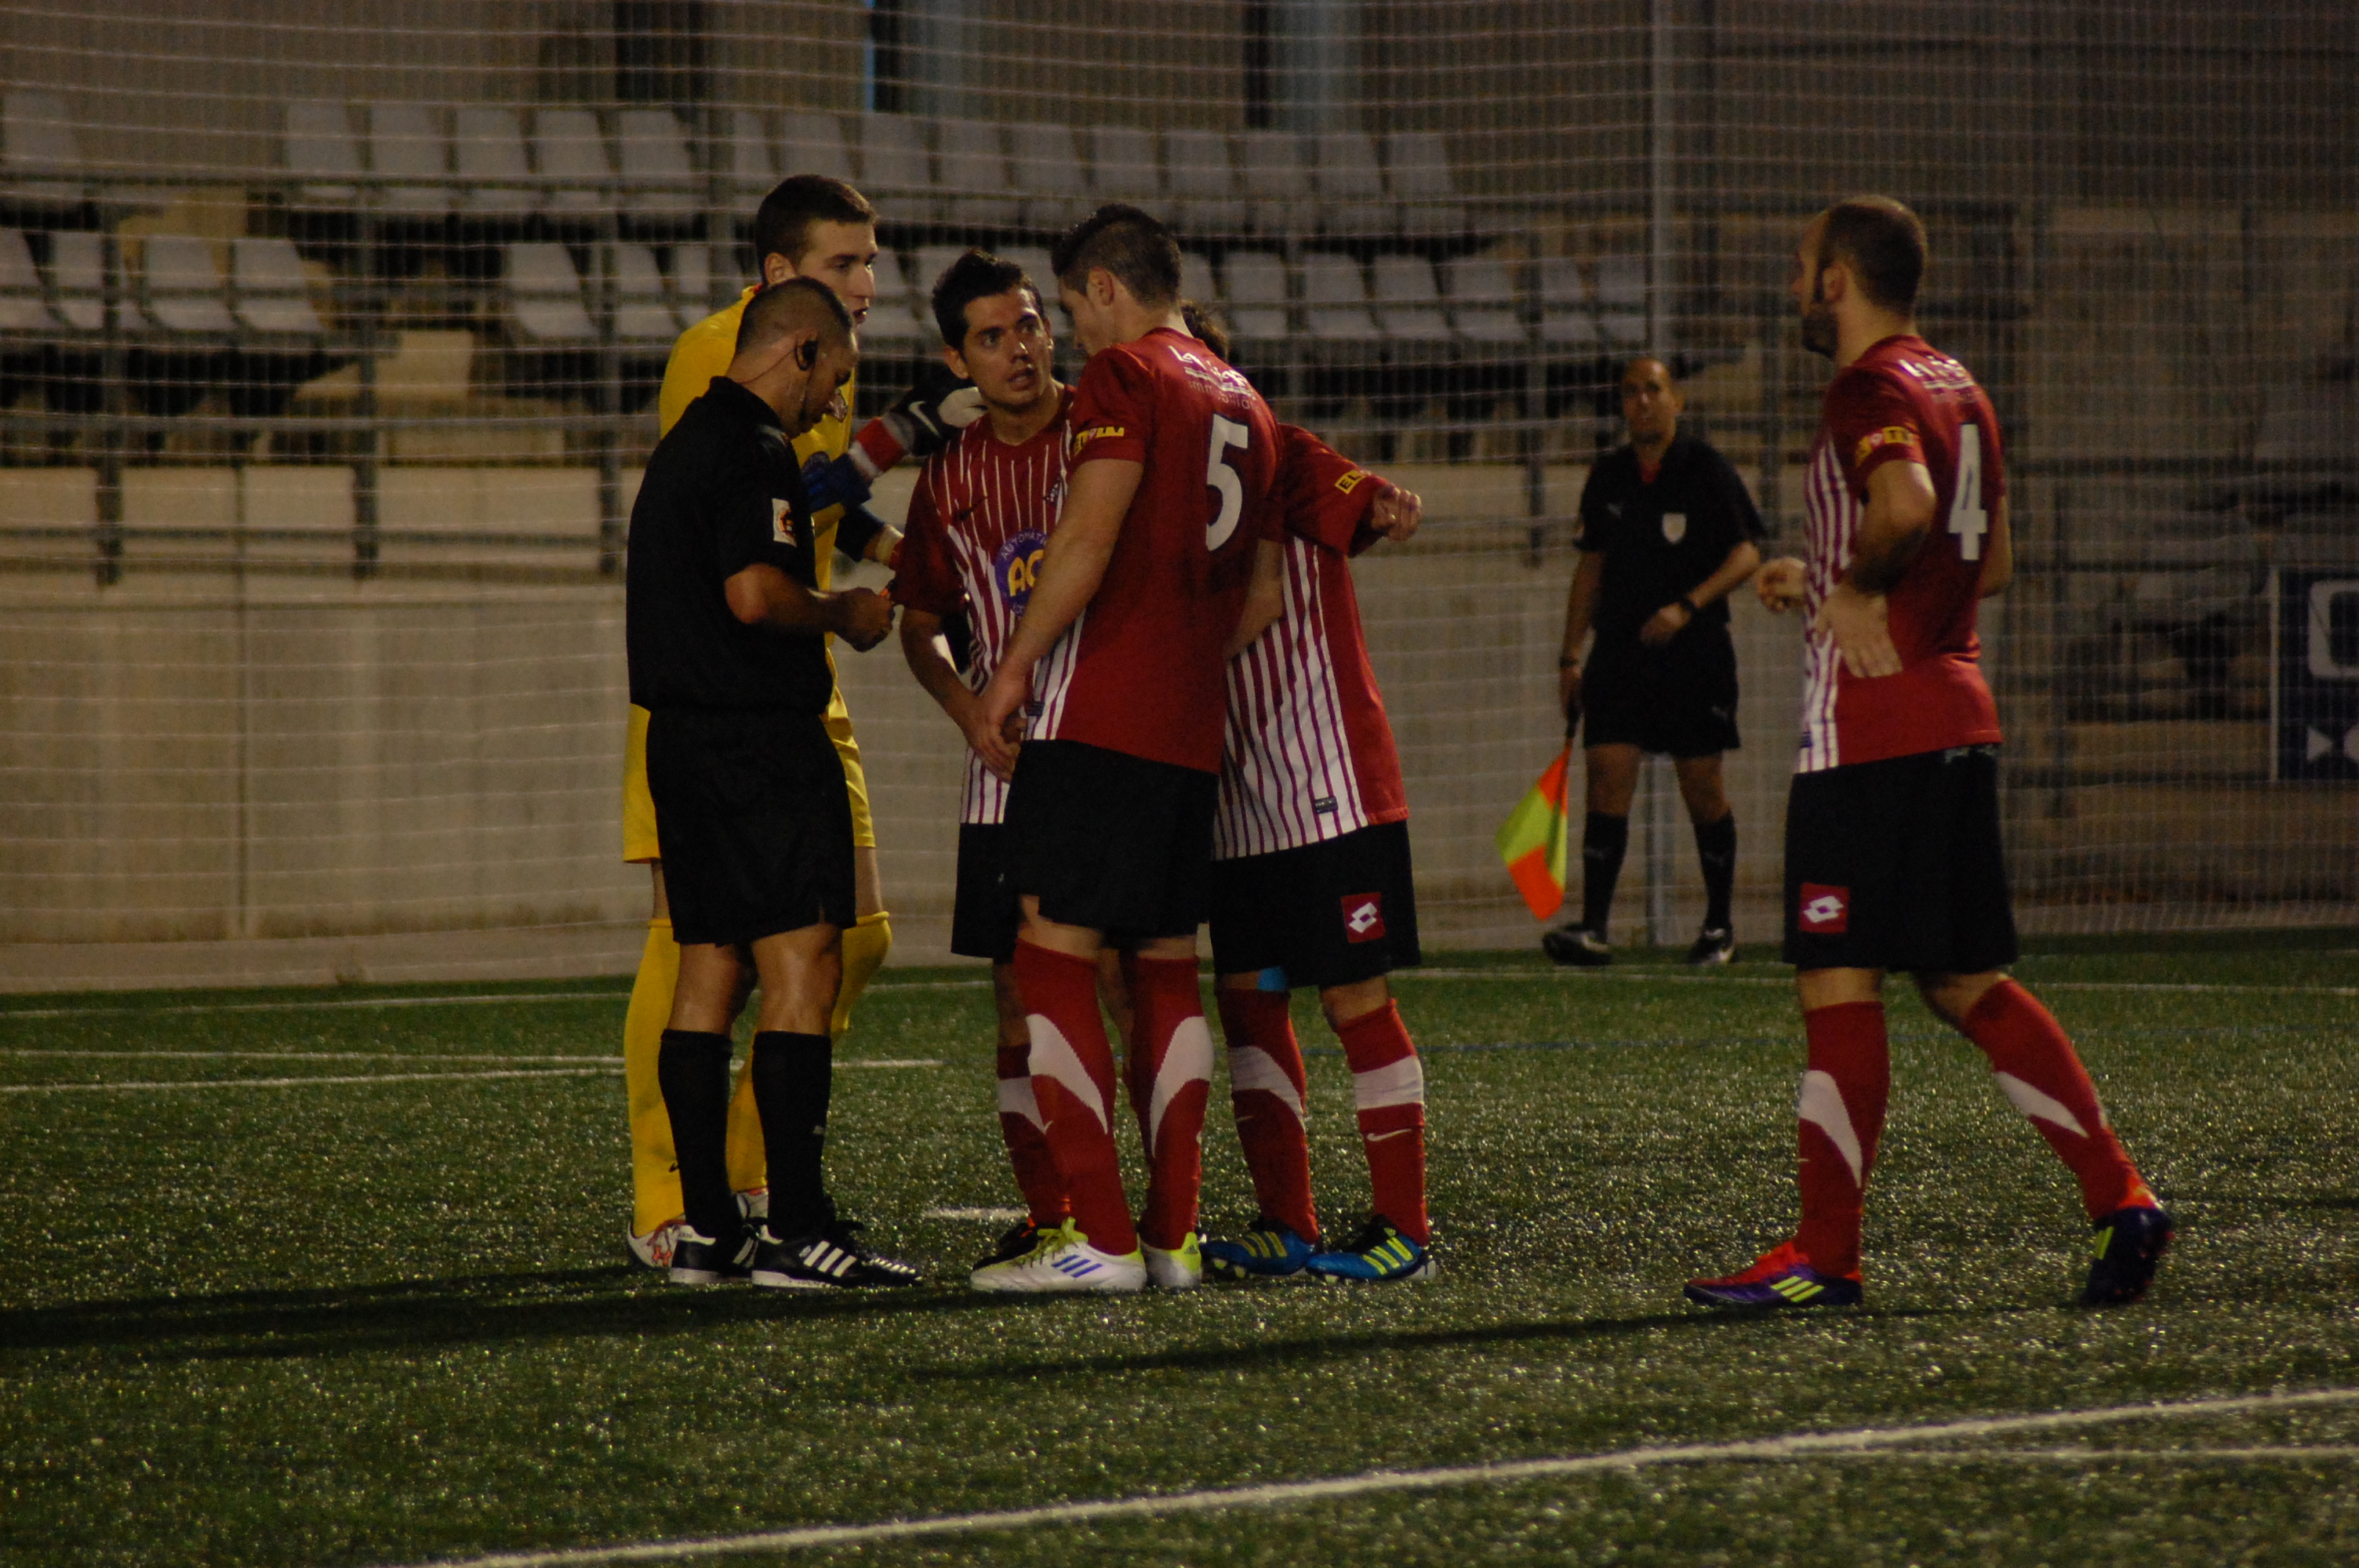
1546, 356, 1763, 967
626, 278, 916, 1290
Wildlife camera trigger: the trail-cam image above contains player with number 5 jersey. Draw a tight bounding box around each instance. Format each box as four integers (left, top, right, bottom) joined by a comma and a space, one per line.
1688, 196, 2168, 1316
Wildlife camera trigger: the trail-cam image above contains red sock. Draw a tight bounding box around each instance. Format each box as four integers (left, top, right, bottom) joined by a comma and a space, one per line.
1960, 979, 2154, 1220
1013, 941, 1136, 1254
1127, 953, 1213, 1251
1335, 1001, 1429, 1245
1216, 986, 1319, 1242
995, 1040, 1068, 1228
1794, 1001, 1888, 1279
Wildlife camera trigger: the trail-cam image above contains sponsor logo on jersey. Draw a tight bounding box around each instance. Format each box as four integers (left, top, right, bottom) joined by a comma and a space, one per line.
771, 497, 793, 543
1854, 426, 1921, 466
1798, 882, 1850, 935
992, 528, 1048, 613
1334, 468, 1369, 494
1663, 510, 1687, 544
1068, 423, 1125, 457
1342, 894, 1387, 943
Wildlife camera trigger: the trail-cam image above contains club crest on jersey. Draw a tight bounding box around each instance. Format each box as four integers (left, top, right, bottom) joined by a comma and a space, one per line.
771, 497, 793, 543
993, 528, 1048, 613
1662, 511, 1687, 544
1798, 883, 1850, 935
1854, 426, 1919, 466
1342, 894, 1386, 943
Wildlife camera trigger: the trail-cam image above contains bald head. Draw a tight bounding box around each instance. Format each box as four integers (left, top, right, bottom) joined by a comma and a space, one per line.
736, 274, 853, 358
729, 275, 858, 436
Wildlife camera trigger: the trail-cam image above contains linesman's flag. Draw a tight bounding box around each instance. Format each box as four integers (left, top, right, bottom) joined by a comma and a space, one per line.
1496, 744, 1573, 920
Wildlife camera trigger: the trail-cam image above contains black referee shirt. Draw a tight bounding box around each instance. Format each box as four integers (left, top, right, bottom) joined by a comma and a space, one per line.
627, 376, 832, 715
1573, 431, 1764, 647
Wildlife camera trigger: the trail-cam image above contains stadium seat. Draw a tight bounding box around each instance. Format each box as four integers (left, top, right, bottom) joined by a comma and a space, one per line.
610, 244, 679, 346
1594, 254, 1648, 345
141, 237, 234, 335
671, 242, 722, 325
1538, 258, 1600, 347
533, 108, 612, 213
452, 107, 538, 218
504, 242, 595, 342
1008, 122, 1087, 230
367, 103, 453, 215
45, 230, 133, 332
998, 245, 1058, 299
0, 229, 53, 331
1178, 249, 1218, 303
937, 119, 1019, 230
1314, 131, 1392, 238
230, 238, 325, 336
1164, 129, 1243, 238
858, 251, 929, 347
713, 108, 777, 203
282, 100, 362, 206
616, 109, 696, 216
1371, 253, 1455, 346
1442, 253, 1527, 343
856, 114, 936, 222
1086, 125, 1161, 213
1302, 251, 1382, 343
1236, 129, 1313, 237
1222, 251, 1291, 340
911, 244, 969, 310
2, 92, 82, 203
1384, 132, 1467, 237
779, 112, 854, 184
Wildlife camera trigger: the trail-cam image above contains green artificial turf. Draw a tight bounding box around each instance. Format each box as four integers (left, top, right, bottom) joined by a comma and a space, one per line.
4, 942, 2357, 1566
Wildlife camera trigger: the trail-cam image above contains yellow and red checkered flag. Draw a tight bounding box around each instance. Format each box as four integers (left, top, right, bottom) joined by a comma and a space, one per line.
1496, 743, 1573, 921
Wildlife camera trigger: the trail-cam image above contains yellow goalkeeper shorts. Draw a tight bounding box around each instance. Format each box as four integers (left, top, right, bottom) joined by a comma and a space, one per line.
622, 690, 874, 865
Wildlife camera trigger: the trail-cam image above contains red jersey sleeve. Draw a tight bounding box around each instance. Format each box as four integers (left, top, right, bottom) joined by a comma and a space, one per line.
887, 468, 961, 619
1274, 423, 1387, 554
1067, 347, 1154, 467
1826, 364, 1926, 495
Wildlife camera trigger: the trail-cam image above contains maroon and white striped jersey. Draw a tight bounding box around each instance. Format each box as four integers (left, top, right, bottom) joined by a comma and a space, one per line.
1797, 335, 2005, 773
1216, 425, 1409, 860
892, 387, 1073, 824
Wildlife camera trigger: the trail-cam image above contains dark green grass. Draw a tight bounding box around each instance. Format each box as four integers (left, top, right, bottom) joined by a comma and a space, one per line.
4, 945, 2357, 1566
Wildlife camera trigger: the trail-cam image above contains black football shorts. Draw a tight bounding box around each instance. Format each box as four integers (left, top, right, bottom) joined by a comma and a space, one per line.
1209, 820, 1422, 990
951, 821, 1021, 964
645, 708, 856, 949
1579, 626, 1741, 758
1003, 739, 1219, 943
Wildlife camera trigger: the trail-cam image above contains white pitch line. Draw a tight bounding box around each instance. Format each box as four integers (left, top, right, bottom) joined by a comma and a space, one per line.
921, 1207, 1027, 1222
376, 1385, 2359, 1568
0, 1049, 620, 1062
0, 1059, 945, 1094
1405, 968, 2359, 999
0, 991, 632, 1020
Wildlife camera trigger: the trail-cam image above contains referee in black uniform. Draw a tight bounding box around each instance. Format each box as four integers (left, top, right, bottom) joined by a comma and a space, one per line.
627, 277, 917, 1289
1544, 356, 1763, 967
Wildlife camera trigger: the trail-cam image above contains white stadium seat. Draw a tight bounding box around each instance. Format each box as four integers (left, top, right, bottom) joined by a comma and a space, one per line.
1009, 122, 1088, 230
231, 238, 324, 335
610, 244, 679, 346
0, 228, 53, 331
938, 118, 1019, 230
779, 112, 854, 184
48, 230, 133, 331
453, 106, 538, 218
858, 251, 929, 347
1087, 125, 1161, 211
713, 109, 777, 202
1236, 129, 1313, 236
1164, 129, 1243, 237
1538, 257, 1599, 346
1371, 253, 1455, 344
368, 103, 453, 215
616, 109, 696, 216
533, 108, 612, 213
857, 114, 936, 221
1314, 131, 1392, 237
282, 100, 362, 205
1222, 251, 1291, 339
1443, 253, 1527, 343
3, 92, 82, 201
1595, 253, 1648, 344
505, 241, 595, 342
1302, 251, 1381, 343
142, 236, 234, 335
1385, 132, 1467, 237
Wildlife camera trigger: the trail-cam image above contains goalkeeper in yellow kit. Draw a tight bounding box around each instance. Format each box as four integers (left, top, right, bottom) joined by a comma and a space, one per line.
624, 174, 976, 1265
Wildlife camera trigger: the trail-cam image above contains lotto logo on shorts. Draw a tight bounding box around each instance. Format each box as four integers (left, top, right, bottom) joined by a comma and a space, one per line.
1342, 894, 1386, 944
1798, 883, 1850, 935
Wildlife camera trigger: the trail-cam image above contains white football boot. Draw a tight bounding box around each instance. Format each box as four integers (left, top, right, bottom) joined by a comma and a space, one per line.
970, 1220, 1147, 1294
1143, 1231, 1204, 1290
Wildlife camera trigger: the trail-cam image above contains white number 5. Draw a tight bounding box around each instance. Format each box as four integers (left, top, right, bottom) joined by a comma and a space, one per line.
1206, 415, 1249, 549
1948, 423, 1987, 563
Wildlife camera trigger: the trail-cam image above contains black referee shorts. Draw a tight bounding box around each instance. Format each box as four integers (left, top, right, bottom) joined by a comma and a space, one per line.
1004, 739, 1218, 944
1782, 744, 2019, 975
951, 821, 1021, 964
1209, 820, 1422, 990
645, 707, 856, 949
1580, 627, 1740, 758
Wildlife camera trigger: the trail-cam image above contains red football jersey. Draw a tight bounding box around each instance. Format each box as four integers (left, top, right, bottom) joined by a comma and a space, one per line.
1219, 425, 1408, 858
1798, 333, 2006, 772
1027, 327, 1281, 773
893, 387, 1073, 825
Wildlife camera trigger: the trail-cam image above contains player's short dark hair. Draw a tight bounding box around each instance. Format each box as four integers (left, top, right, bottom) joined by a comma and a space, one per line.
1816, 195, 1927, 312
1180, 299, 1231, 361
930, 248, 1041, 350
735, 274, 854, 355
753, 174, 877, 269
1050, 202, 1181, 308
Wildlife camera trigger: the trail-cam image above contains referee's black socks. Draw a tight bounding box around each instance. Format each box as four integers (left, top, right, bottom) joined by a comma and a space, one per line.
751, 1030, 833, 1239
656, 1029, 739, 1242
1579, 811, 1630, 935
1696, 814, 1737, 933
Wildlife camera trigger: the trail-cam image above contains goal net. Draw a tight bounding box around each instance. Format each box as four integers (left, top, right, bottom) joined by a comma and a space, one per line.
0, 2, 2350, 982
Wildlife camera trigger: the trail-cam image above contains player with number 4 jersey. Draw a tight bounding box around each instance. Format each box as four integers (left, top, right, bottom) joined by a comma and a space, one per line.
1688, 197, 2169, 1316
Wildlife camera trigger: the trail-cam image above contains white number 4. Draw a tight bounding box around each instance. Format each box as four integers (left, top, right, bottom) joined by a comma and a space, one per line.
1206, 415, 1249, 549
1948, 423, 1987, 562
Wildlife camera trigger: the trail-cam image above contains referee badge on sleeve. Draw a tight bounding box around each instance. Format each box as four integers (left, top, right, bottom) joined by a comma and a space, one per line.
1663, 511, 1687, 544
771, 497, 792, 543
